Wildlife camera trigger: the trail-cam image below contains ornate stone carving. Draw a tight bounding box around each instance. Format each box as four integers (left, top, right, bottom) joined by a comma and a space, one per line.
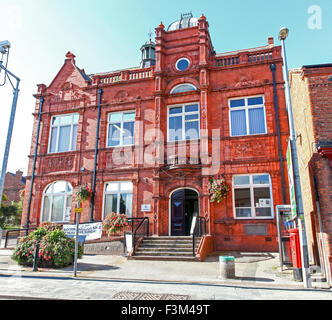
42, 155, 75, 173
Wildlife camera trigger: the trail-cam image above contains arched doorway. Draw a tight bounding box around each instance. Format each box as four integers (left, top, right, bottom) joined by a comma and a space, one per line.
169, 188, 199, 236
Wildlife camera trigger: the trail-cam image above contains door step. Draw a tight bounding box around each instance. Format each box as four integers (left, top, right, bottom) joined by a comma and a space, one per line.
129, 236, 202, 261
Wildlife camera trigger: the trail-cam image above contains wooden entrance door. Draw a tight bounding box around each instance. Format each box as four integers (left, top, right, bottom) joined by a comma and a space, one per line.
171, 189, 185, 236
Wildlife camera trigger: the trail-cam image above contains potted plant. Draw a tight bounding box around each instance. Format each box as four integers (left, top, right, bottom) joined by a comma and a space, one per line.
102, 212, 130, 237
207, 175, 230, 203
75, 184, 91, 203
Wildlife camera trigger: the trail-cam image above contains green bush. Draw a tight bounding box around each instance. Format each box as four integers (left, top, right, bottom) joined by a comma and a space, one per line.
11, 223, 83, 268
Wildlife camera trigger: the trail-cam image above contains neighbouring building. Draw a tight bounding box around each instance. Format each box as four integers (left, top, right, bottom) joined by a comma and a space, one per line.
21, 13, 292, 255
3, 170, 25, 206
290, 64, 332, 285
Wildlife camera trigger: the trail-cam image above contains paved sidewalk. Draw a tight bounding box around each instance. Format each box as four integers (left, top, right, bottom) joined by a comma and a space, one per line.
0, 249, 307, 288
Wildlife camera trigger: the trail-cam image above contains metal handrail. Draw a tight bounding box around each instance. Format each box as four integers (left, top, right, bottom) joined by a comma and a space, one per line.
127, 217, 149, 255
3, 227, 37, 248
192, 216, 207, 256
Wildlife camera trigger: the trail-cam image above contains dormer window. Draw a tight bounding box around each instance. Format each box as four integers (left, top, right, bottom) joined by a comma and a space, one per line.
170, 83, 197, 94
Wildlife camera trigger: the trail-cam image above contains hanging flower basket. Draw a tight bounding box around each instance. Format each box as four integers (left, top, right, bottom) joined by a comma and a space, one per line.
207, 176, 230, 203
75, 185, 91, 202
103, 212, 130, 237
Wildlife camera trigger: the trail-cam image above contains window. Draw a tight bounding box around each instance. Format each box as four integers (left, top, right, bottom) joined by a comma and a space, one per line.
170, 83, 197, 94
168, 103, 200, 142
176, 58, 190, 71
49, 114, 79, 153
229, 96, 266, 136
233, 174, 273, 219
103, 181, 133, 218
41, 181, 73, 222
107, 111, 135, 147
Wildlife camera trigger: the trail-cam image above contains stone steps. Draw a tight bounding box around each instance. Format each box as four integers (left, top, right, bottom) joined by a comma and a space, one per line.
129, 236, 202, 261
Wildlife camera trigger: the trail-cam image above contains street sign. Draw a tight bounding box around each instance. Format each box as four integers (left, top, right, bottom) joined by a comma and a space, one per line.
286, 141, 297, 219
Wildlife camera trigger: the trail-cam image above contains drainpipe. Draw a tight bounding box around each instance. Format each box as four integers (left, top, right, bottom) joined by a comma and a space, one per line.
89, 88, 103, 221
313, 175, 331, 285
270, 64, 287, 204
25, 96, 44, 234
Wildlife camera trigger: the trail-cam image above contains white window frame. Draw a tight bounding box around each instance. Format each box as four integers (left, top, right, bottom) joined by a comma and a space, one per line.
102, 181, 133, 219
170, 83, 197, 94
228, 95, 267, 137
232, 173, 274, 219
167, 102, 200, 142
48, 113, 79, 153
40, 181, 73, 223
106, 111, 136, 147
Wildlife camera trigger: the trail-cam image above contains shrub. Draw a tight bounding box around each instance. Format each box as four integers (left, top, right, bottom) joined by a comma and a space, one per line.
11, 223, 83, 268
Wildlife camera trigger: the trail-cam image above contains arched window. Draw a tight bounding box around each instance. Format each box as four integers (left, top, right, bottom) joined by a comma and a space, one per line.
41, 181, 73, 222
170, 83, 197, 94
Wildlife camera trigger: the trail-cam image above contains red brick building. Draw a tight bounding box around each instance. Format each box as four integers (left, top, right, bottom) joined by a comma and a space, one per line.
22, 13, 291, 254
3, 170, 25, 206
290, 64, 332, 285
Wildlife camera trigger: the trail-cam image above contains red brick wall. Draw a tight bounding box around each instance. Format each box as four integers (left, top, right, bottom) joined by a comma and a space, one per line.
3, 171, 25, 205
22, 17, 290, 253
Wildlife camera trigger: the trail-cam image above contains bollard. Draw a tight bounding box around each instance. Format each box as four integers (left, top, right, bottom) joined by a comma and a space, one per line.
32, 241, 40, 272
219, 256, 235, 279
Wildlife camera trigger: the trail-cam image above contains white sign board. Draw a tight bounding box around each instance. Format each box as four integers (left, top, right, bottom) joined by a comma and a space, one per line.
141, 204, 151, 212
63, 222, 102, 241
125, 233, 133, 253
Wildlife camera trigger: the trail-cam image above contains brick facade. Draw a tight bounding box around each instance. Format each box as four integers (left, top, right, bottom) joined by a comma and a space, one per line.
3, 170, 25, 205
21, 14, 290, 253
290, 64, 332, 285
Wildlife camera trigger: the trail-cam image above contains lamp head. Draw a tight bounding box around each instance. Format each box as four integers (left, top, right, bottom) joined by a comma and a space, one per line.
278, 27, 289, 40
0, 40, 11, 54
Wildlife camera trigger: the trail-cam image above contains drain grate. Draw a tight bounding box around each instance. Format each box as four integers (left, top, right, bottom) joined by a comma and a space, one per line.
112, 291, 190, 300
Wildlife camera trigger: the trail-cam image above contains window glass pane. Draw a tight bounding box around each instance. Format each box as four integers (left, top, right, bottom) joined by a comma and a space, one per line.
176, 59, 189, 71
169, 107, 182, 115
53, 181, 67, 193
185, 119, 199, 140
185, 104, 199, 113
73, 114, 79, 123
42, 196, 50, 221
248, 96, 263, 105
169, 116, 183, 141
234, 188, 251, 208
104, 194, 118, 215
249, 107, 265, 134
52, 117, 60, 126
254, 187, 272, 217
123, 121, 134, 145
234, 176, 250, 185
253, 175, 270, 184
230, 99, 245, 108
108, 123, 121, 146
60, 115, 73, 125
64, 196, 72, 222
71, 124, 78, 151
106, 183, 119, 192
119, 193, 133, 217
123, 112, 135, 121
120, 182, 133, 192
231, 110, 246, 136
58, 125, 71, 152
109, 113, 122, 123
50, 127, 57, 153
51, 195, 64, 221
236, 208, 252, 218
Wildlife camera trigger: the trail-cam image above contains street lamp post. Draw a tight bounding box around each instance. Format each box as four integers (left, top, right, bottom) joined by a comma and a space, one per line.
278, 27, 310, 288
0, 41, 21, 207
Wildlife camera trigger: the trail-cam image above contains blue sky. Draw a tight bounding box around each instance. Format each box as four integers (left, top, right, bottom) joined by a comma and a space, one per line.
0, 0, 331, 175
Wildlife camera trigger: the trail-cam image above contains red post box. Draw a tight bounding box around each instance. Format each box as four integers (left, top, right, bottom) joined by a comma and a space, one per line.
286, 228, 303, 281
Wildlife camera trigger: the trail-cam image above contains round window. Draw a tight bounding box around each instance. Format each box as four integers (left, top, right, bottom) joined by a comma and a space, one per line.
176, 58, 190, 71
